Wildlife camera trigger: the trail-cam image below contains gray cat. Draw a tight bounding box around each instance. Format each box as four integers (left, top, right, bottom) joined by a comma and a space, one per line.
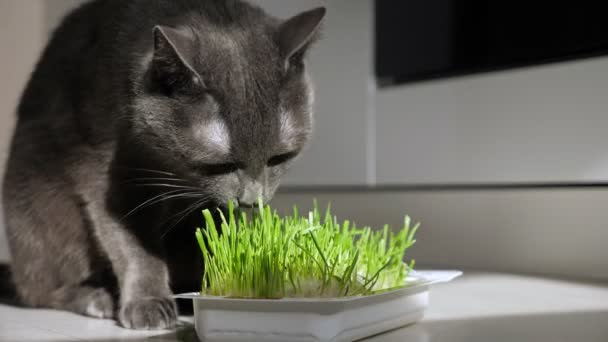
2, 0, 324, 330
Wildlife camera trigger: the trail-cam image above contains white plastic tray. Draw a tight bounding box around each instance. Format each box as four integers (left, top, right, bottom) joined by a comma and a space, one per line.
175, 270, 462, 342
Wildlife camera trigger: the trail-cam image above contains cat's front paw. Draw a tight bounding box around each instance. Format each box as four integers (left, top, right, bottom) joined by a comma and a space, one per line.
83, 288, 115, 319
119, 297, 177, 330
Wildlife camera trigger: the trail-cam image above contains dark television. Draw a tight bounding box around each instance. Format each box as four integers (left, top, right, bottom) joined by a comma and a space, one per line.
375, 1, 608, 87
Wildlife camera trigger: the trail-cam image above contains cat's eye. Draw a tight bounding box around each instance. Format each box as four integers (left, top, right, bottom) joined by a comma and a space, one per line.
267, 152, 298, 167
200, 162, 242, 176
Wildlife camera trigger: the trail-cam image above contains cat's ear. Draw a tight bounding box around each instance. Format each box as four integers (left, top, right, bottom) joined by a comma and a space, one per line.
150, 25, 203, 96
278, 7, 326, 68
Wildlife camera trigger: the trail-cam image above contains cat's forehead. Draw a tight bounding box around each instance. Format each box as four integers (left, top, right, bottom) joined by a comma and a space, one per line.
193, 27, 282, 94
200, 30, 243, 60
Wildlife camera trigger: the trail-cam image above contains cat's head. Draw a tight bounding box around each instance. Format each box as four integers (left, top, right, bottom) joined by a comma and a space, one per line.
130, 4, 325, 207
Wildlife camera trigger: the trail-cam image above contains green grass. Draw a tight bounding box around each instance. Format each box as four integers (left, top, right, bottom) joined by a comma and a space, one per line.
195, 201, 418, 299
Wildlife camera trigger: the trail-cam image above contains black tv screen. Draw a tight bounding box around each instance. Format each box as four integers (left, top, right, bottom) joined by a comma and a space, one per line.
375, 1, 608, 87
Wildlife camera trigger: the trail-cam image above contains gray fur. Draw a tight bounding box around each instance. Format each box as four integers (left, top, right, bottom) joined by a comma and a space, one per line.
3, 0, 324, 330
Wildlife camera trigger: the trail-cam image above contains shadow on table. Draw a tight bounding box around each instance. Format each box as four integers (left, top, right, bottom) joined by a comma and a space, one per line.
0, 264, 20, 307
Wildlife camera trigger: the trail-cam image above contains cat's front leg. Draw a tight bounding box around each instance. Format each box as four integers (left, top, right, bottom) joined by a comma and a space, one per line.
112, 238, 177, 330
87, 197, 177, 329
80, 173, 178, 330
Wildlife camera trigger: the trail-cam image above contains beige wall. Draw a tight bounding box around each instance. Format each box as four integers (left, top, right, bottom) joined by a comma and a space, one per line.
0, 1, 45, 169
0, 1, 47, 261
45, 0, 85, 32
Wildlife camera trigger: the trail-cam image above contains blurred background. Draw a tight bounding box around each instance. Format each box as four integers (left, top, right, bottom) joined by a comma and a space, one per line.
1, 0, 608, 281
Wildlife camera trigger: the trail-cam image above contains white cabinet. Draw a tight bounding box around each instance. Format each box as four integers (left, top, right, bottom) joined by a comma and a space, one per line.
375, 56, 608, 185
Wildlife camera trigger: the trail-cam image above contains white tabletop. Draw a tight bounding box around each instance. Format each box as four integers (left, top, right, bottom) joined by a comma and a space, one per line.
1, 271, 608, 342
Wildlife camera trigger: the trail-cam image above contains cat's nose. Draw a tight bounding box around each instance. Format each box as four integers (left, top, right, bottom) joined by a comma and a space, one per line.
239, 181, 264, 207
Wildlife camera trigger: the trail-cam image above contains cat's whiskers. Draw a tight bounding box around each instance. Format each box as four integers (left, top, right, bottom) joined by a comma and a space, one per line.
114, 114, 135, 122
119, 167, 178, 177
123, 172, 198, 191
132, 183, 202, 191
121, 171, 209, 224
161, 195, 212, 238
122, 177, 190, 185
121, 189, 204, 220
